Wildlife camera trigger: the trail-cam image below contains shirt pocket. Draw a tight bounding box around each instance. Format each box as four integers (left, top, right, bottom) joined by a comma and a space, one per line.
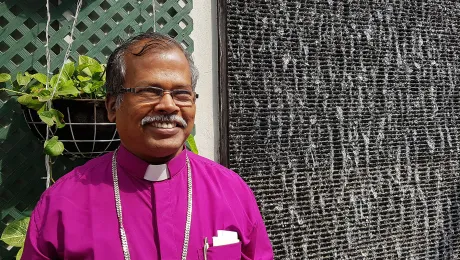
197, 241, 242, 260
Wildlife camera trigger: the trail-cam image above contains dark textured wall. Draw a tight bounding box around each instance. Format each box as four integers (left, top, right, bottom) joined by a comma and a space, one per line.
225, 1, 460, 259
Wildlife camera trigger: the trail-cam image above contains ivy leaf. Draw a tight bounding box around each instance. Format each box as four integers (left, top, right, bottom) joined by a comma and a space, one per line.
17, 94, 45, 110
49, 74, 63, 89
79, 56, 102, 77
79, 65, 103, 77
57, 80, 79, 97
0, 73, 11, 82
92, 71, 104, 81
61, 62, 75, 80
79, 55, 100, 66
16, 73, 31, 86
186, 134, 198, 154
77, 75, 91, 82
37, 89, 52, 102
38, 110, 54, 126
100, 64, 106, 81
88, 64, 104, 74
90, 81, 104, 92
39, 108, 65, 128
77, 64, 90, 75
29, 83, 44, 95
16, 247, 24, 260
0, 217, 30, 247
51, 108, 65, 129
81, 82, 93, 94
44, 136, 65, 156
31, 73, 48, 85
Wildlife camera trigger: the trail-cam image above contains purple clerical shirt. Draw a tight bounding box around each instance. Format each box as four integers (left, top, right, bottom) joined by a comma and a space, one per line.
22, 146, 273, 260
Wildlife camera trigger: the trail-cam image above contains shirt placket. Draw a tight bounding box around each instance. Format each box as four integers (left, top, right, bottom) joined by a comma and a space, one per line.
152, 179, 178, 259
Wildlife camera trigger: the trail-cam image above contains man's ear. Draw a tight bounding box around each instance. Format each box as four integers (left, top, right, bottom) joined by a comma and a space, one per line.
106, 95, 117, 122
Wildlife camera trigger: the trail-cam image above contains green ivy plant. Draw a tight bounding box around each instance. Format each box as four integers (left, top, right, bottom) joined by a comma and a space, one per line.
0, 217, 29, 259
0, 56, 106, 258
0, 55, 106, 157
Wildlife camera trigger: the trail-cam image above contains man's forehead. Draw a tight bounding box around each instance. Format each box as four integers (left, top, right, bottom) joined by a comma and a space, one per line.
126, 39, 178, 56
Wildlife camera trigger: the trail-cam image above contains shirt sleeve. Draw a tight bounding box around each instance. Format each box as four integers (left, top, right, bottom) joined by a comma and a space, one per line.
241, 219, 274, 260
240, 184, 274, 260
21, 196, 56, 260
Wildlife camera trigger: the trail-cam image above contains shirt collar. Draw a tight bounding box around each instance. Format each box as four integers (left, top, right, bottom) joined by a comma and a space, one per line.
116, 145, 187, 181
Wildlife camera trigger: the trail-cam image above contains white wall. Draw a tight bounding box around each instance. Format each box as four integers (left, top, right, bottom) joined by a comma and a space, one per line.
190, 0, 219, 161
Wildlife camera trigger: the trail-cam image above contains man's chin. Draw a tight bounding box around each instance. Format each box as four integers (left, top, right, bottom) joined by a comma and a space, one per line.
123, 141, 184, 164
145, 138, 186, 155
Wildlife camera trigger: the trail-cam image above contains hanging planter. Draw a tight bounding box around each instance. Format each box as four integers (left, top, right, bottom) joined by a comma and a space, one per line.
0, 55, 115, 158
23, 99, 119, 158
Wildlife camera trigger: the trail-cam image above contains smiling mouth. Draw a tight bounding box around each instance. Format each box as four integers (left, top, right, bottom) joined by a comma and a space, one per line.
150, 122, 181, 129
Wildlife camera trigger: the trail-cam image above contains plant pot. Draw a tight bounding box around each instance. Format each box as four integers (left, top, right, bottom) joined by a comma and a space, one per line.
22, 99, 120, 158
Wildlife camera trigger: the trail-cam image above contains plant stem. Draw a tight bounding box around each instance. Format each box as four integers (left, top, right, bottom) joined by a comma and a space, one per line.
45, 155, 53, 188
2, 89, 27, 95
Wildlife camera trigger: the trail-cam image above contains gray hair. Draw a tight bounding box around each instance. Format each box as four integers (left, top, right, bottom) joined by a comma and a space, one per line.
105, 32, 199, 108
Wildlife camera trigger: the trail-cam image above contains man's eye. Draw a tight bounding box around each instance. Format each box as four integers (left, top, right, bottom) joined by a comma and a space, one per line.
174, 90, 192, 99
137, 87, 162, 96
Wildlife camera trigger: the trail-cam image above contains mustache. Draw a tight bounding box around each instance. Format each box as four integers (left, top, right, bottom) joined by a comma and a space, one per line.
141, 115, 187, 128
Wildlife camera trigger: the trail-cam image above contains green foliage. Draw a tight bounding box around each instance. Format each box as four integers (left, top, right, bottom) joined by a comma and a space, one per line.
1, 55, 106, 156
0, 217, 29, 247
44, 136, 65, 156
4, 55, 106, 103
38, 108, 65, 128
186, 134, 199, 154
0, 217, 30, 258
32, 73, 48, 84
0, 73, 11, 82
17, 95, 45, 110
16, 247, 24, 260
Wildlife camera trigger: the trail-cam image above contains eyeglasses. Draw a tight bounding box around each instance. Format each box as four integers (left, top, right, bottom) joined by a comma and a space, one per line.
116, 86, 199, 106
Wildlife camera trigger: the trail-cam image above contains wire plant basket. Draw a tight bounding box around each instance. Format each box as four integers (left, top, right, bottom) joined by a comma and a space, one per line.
22, 99, 120, 158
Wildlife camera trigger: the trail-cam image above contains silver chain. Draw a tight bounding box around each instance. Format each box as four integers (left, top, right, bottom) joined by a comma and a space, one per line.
112, 149, 193, 260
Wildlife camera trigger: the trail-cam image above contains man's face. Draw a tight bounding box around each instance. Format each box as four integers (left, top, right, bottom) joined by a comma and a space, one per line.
106, 44, 196, 163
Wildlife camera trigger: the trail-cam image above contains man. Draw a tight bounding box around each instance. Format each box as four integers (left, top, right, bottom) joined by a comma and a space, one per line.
22, 32, 273, 259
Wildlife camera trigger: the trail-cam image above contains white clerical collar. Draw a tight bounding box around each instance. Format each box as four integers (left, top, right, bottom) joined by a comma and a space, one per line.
144, 164, 170, 182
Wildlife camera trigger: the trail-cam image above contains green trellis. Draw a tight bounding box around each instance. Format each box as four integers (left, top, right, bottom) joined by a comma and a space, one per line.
0, 0, 193, 258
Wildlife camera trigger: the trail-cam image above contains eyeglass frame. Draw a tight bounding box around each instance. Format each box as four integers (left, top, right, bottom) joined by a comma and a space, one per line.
111, 86, 199, 106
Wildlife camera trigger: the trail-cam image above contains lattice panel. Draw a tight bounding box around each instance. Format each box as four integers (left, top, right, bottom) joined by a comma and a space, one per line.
0, 0, 193, 258
0, 0, 193, 75
226, 0, 460, 259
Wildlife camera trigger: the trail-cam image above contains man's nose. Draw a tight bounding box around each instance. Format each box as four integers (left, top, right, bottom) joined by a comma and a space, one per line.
154, 92, 179, 113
